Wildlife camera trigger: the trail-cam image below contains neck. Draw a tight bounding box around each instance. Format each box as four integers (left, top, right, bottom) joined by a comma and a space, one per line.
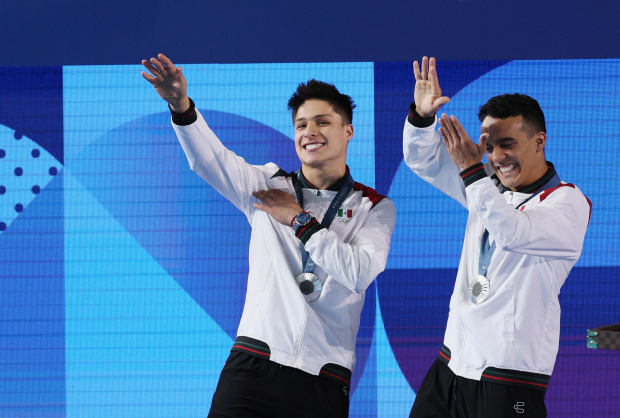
509, 161, 550, 192
301, 164, 348, 190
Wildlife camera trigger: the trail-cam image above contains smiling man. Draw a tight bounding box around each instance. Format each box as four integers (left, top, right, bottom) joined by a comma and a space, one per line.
403, 57, 591, 418
141, 54, 395, 418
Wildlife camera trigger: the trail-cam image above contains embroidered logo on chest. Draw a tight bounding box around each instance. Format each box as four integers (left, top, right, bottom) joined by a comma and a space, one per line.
337, 209, 353, 225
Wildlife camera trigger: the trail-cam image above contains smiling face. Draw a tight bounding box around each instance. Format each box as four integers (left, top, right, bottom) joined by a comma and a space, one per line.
481, 115, 548, 190
294, 99, 353, 173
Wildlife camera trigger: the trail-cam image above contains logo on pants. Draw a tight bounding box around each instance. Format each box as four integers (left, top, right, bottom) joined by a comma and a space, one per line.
514, 401, 525, 413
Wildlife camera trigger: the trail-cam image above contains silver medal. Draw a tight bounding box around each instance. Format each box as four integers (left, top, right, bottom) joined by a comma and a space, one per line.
469, 275, 490, 304
295, 272, 322, 302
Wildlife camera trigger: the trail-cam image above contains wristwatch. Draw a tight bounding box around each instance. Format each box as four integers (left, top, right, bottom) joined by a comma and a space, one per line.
291, 211, 312, 233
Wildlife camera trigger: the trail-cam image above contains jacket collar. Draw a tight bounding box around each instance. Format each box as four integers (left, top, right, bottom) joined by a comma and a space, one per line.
298, 166, 350, 191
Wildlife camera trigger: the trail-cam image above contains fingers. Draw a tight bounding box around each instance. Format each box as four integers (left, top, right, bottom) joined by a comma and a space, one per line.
478, 133, 489, 156
421, 56, 428, 81
252, 202, 268, 212
432, 97, 450, 113
438, 115, 454, 148
149, 57, 165, 73
438, 114, 461, 145
252, 190, 273, 205
252, 189, 291, 205
438, 126, 451, 148
140, 71, 157, 85
141, 59, 162, 77
429, 60, 441, 91
413, 61, 421, 81
414, 56, 441, 84
157, 53, 176, 69
450, 116, 469, 142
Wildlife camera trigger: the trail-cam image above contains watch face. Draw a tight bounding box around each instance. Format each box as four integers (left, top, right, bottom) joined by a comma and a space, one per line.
293, 212, 312, 232
297, 212, 312, 224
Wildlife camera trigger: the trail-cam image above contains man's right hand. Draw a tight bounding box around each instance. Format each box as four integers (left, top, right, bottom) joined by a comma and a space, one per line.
413, 56, 450, 118
141, 53, 190, 113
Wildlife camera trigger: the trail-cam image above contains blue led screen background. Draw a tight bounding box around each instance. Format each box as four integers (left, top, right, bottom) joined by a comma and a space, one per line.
0, 60, 618, 417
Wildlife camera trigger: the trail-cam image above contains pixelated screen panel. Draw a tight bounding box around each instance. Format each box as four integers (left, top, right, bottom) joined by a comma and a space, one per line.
0, 60, 618, 418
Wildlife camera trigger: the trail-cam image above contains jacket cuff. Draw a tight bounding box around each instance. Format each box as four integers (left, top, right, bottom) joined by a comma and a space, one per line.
295, 217, 325, 245
407, 102, 435, 128
170, 98, 197, 126
460, 163, 487, 187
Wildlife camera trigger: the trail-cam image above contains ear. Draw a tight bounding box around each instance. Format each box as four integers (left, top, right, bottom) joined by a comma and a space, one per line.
345, 124, 354, 142
535, 132, 547, 152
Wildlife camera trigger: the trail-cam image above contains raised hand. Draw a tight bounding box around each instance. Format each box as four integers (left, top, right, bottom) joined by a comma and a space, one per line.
413, 56, 450, 118
438, 114, 488, 171
252, 189, 303, 226
141, 53, 190, 113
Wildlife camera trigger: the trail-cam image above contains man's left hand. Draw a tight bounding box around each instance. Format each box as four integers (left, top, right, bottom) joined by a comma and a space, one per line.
438, 113, 488, 171
253, 189, 303, 226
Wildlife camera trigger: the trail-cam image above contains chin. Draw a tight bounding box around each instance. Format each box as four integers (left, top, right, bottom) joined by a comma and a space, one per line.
494, 167, 521, 189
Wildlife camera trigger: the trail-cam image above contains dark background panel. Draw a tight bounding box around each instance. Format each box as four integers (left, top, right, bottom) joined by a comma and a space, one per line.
1, 1, 620, 66
0, 67, 65, 415
373, 60, 508, 196
0, 67, 63, 163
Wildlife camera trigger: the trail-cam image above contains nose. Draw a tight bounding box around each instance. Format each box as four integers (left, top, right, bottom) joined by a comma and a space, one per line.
305, 122, 318, 137
491, 146, 506, 163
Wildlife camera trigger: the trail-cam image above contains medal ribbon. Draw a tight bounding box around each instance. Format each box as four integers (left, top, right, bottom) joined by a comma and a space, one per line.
478, 173, 561, 278
292, 170, 354, 274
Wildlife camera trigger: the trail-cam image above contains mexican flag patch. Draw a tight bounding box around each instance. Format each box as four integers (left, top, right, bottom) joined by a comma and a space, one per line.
338, 209, 353, 218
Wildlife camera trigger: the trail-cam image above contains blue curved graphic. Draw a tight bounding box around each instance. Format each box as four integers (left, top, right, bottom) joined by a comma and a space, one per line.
2, 60, 618, 418
67, 109, 375, 395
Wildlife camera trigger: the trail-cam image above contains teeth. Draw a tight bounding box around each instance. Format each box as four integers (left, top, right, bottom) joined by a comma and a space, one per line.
499, 164, 516, 174
305, 143, 323, 150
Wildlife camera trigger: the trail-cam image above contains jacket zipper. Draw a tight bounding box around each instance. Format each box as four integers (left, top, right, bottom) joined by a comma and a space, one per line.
293, 309, 309, 368
458, 315, 466, 375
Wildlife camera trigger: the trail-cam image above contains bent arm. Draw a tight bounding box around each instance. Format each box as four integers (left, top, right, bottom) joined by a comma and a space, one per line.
172, 101, 274, 222
300, 199, 396, 293
467, 177, 591, 259
403, 109, 468, 207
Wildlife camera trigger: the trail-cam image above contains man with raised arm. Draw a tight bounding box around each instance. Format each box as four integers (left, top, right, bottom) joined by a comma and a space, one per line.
404, 57, 591, 417
141, 54, 395, 418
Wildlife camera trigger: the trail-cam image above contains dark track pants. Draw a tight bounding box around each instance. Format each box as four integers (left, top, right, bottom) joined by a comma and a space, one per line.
410, 359, 547, 418
208, 351, 350, 418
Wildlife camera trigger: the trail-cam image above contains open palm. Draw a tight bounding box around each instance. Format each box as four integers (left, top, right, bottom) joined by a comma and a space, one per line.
413, 56, 450, 118
141, 53, 189, 112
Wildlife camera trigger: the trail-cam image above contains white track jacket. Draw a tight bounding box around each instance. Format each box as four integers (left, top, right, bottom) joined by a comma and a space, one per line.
404, 115, 590, 390
172, 106, 396, 382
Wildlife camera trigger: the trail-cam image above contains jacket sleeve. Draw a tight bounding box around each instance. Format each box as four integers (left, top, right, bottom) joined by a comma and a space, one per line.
467, 177, 591, 260
403, 117, 468, 208
302, 198, 396, 293
173, 108, 276, 223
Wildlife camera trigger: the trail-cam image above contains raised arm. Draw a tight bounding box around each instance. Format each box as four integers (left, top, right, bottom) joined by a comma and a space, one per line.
141, 54, 275, 222
403, 57, 469, 207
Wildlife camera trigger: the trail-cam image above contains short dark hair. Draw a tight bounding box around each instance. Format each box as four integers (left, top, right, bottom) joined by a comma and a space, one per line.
288, 79, 356, 125
478, 93, 546, 136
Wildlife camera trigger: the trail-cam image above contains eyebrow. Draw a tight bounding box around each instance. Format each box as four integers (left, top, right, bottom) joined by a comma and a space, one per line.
487, 137, 516, 145
294, 114, 332, 123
